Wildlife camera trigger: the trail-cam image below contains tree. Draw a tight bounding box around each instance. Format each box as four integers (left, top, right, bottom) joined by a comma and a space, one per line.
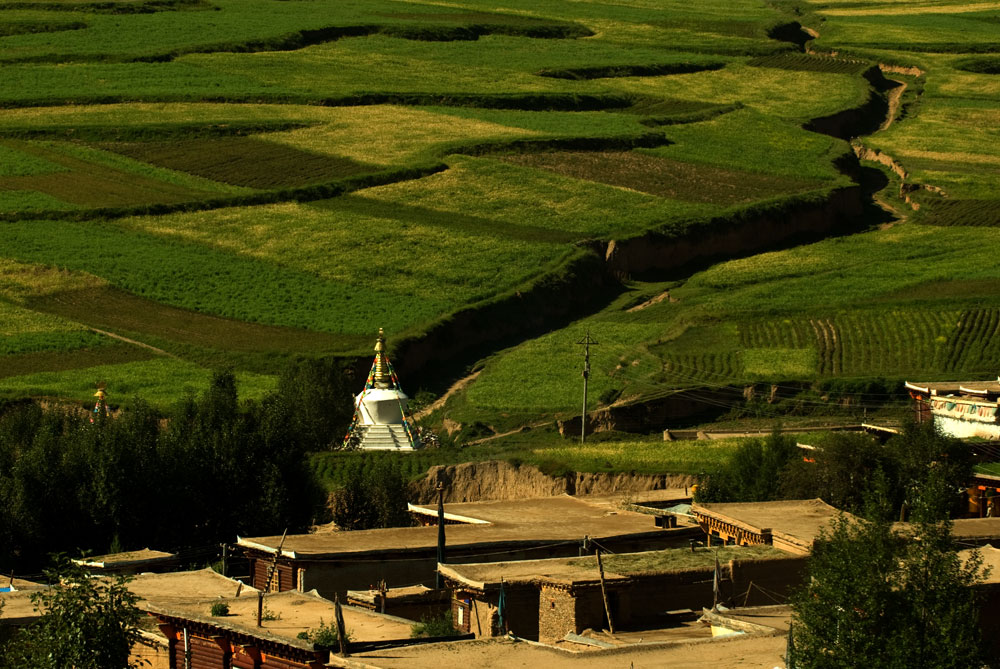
780, 421, 972, 522
695, 429, 798, 503
1, 562, 142, 669
780, 431, 892, 515
332, 456, 411, 530
790, 515, 987, 668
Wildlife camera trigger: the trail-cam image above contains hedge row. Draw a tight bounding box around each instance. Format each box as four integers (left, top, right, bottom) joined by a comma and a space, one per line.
2, 20, 593, 65
0, 91, 638, 112
537, 61, 725, 80
0, 0, 207, 13
0, 121, 311, 141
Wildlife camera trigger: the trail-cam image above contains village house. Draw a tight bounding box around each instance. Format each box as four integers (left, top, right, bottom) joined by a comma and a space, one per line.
437, 544, 804, 642
72, 548, 179, 576
906, 380, 1000, 439
690, 498, 852, 554
144, 589, 419, 669
237, 495, 700, 600
346, 585, 449, 621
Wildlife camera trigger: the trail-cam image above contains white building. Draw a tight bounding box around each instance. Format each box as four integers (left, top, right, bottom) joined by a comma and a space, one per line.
906, 380, 1000, 440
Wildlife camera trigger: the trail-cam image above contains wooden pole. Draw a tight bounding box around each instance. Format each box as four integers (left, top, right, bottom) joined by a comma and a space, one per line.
256, 591, 263, 627
334, 594, 349, 657
595, 548, 615, 634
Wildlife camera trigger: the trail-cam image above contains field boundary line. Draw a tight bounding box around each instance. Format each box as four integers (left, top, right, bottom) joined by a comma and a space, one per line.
88, 328, 182, 360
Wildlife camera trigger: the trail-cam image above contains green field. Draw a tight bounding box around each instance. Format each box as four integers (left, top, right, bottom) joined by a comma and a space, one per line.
450, 223, 1000, 429
0, 0, 994, 442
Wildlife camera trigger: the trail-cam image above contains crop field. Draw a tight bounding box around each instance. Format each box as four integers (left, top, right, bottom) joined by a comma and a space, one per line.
0, 0, 994, 425
500, 150, 827, 205
452, 224, 1000, 427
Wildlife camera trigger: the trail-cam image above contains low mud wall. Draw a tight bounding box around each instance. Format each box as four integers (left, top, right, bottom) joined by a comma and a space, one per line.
391, 250, 618, 379
597, 185, 863, 278
410, 460, 695, 504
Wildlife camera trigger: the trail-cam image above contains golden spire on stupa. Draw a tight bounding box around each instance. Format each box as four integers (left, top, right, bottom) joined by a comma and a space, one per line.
373, 328, 389, 387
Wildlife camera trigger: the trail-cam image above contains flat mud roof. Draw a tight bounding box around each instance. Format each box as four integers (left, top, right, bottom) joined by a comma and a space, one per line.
239, 495, 672, 559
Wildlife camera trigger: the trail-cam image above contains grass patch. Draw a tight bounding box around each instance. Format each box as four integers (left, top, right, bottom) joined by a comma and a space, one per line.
742, 348, 816, 378
1, 217, 451, 335
361, 154, 721, 239
25, 285, 356, 355
0, 300, 107, 354
570, 545, 787, 574
747, 53, 873, 75
0, 357, 276, 407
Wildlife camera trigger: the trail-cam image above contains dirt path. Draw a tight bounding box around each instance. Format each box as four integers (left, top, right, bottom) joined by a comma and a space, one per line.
89, 327, 182, 360
412, 370, 480, 420
880, 77, 907, 131
627, 290, 675, 312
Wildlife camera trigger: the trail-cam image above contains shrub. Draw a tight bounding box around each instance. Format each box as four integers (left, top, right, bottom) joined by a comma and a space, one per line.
297, 619, 348, 646
411, 612, 454, 638
210, 601, 229, 617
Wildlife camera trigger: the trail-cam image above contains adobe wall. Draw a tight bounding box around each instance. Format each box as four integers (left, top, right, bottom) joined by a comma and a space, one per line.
454, 587, 539, 640
623, 556, 808, 620
535, 555, 809, 641
299, 556, 440, 600
538, 587, 580, 642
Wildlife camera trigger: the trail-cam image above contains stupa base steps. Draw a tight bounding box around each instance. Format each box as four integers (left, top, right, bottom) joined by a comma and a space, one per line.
356, 424, 420, 451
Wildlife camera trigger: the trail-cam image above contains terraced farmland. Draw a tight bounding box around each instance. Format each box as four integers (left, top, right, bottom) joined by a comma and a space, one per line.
0, 0, 996, 423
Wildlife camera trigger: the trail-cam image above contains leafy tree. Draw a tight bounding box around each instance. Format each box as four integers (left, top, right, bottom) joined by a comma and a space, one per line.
275, 358, 355, 452
0, 365, 330, 572
780, 431, 891, 515
790, 515, 987, 668
332, 456, 411, 530
695, 430, 798, 503
780, 422, 971, 522
1, 562, 142, 669
884, 420, 972, 522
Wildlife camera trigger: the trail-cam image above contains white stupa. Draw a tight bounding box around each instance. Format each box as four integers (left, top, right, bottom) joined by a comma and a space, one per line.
346, 328, 420, 451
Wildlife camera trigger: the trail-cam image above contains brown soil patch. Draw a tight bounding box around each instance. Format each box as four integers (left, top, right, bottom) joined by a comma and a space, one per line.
0, 140, 213, 207
881, 79, 907, 131
27, 285, 355, 354
104, 137, 376, 189
501, 151, 822, 205
0, 344, 155, 379
627, 290, 675, 312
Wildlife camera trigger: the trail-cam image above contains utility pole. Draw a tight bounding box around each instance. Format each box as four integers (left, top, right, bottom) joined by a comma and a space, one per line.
435, 482, 446, 589
577, 331, 598, 444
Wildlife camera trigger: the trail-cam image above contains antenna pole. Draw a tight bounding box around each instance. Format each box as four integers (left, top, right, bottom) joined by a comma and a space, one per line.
577, 332, 598, 444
